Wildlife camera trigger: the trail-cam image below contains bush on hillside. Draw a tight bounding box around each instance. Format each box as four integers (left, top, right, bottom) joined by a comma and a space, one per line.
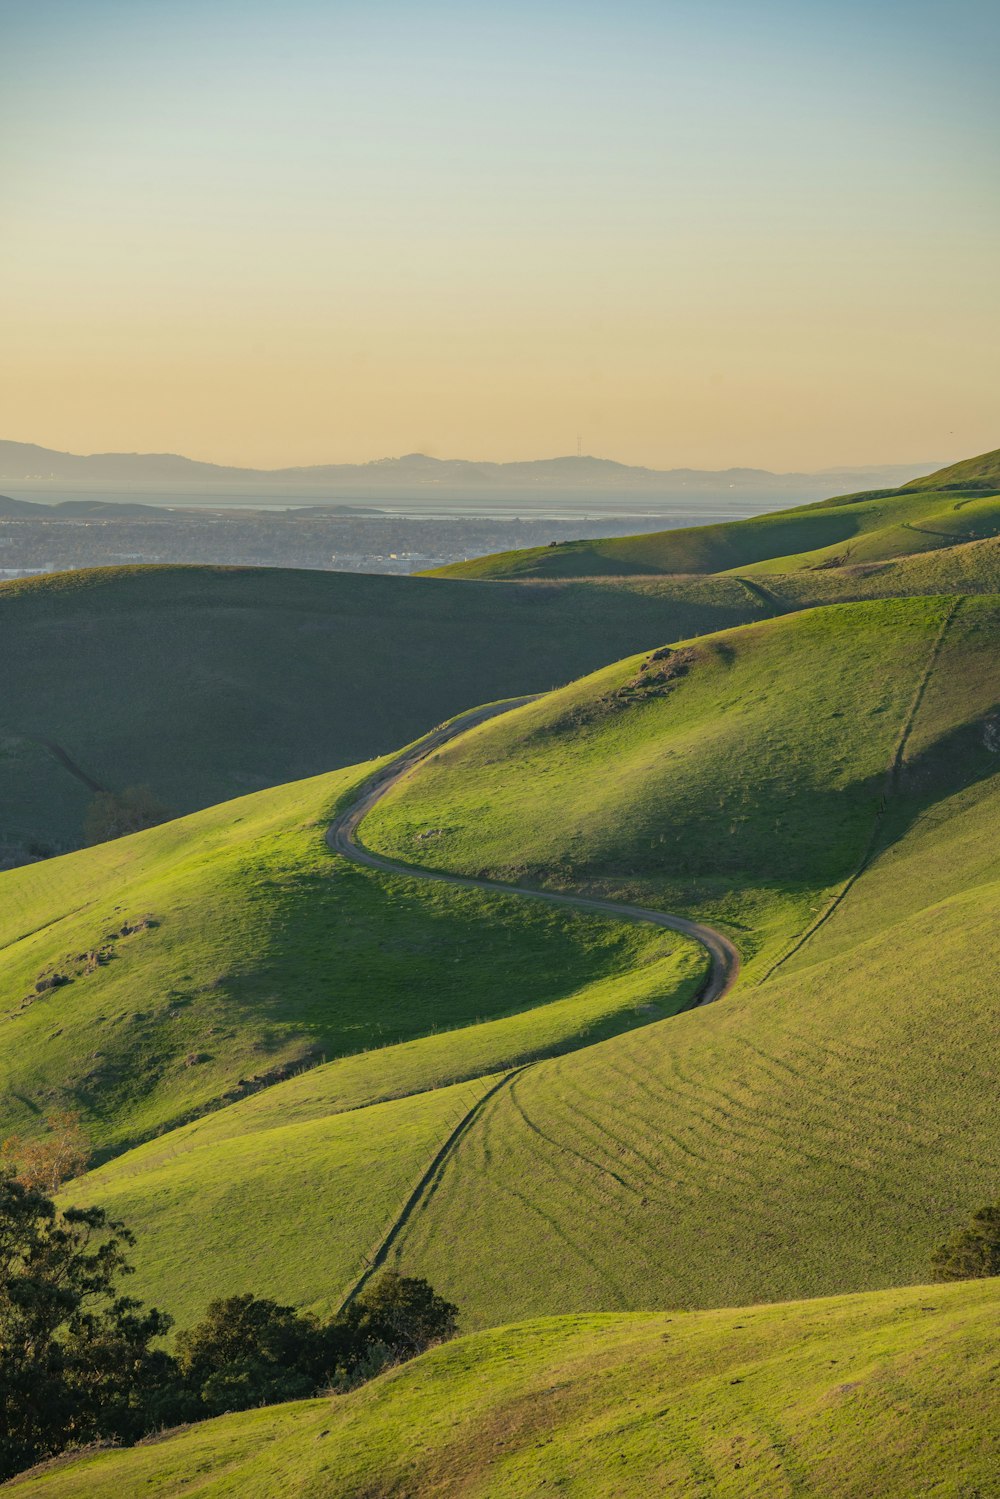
83, 785, 172, 845
176, 1274, 459, 1413
931, 1200, 1000, 1281
0, 1169, 459, 1480
1, 1109, 90, 1193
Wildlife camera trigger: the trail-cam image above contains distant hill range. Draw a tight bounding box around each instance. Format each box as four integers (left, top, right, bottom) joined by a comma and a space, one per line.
0, 439, 933, 503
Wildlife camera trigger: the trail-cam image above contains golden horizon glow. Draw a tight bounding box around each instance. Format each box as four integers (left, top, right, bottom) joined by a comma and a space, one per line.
2, 1, 998, 472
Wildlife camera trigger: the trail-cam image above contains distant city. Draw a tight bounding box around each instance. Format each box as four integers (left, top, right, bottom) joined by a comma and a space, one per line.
0, 505, 667, 580
0, 440, 934, 579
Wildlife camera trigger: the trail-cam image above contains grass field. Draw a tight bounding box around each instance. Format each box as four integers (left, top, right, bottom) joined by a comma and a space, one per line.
9, 507, 1000, 862
427, 447, 1000, 579
363, 595, 985, 970
2, 575, 997, 1486
14, 1278, 998, 1498
15, 593, 989, 1337
0, 759, 704, 1158
333, 597, 1000, 1321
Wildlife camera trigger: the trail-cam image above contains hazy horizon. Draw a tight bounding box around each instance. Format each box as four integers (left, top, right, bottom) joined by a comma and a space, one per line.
0, 435, 948, 479
3, 0, 998, 472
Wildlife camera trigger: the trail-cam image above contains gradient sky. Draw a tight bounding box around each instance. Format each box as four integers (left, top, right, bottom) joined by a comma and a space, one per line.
2, 0, 998, 470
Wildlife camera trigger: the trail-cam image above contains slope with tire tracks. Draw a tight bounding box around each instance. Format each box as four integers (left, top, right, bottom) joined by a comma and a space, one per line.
327, 696, 740, 1307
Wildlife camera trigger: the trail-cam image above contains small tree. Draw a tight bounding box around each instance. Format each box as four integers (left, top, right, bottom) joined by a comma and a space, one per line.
84, 786, 172, 845
335, 1271, 458, 1368
0, 1171, 177, 1480
1, 1110, 90, 1193
932, 1200, 1000, 1281
175, 1294, 325, 1415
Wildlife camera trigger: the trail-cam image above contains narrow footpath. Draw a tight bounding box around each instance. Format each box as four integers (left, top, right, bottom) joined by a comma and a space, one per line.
327, 697, 740, 1006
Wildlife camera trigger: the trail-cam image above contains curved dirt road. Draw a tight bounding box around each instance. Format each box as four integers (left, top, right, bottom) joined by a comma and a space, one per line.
327, 697, 740, 1005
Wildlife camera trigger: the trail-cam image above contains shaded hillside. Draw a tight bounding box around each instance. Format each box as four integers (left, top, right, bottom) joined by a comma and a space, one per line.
14, 1280, 998, 1498
0, 565, 765, 855
9, 534, 1000, 860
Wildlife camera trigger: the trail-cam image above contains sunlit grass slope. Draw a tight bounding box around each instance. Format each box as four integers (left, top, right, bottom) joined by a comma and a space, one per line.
0, 759, 703, 1158
365, 595, 992, 968
15, 1280, 998, 1499
345, 597, 1000, 1320
427, 446, 1000, 579
58, 939, 703, 1326
0, 564, 768, 852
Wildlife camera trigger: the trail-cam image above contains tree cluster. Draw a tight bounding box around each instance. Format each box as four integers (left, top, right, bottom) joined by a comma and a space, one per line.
0, 1171, 457, 1482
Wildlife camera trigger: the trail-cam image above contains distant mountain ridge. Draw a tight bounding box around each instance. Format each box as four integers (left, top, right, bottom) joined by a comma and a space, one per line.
0, 439, 932, 498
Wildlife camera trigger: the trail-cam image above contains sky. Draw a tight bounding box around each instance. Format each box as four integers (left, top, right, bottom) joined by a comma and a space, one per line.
1, 0, 998, 471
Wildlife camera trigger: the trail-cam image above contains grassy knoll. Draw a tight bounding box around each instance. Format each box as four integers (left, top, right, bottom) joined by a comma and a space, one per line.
336, 597, 1000, 1320
7, 518, 1000, 859
364, 596, 979, 970
0, 564, 767, 854
0, 760, 703, 1158
427, 446, 1000, 579
13, 1279, 998, 1498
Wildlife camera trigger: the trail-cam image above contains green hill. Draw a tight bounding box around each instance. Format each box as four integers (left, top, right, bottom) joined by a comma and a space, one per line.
7, 526, 1000, 863
346, 597, 1000, 1321
0, 595, 980, 1334
0, 755, 703, 1164
13, 1279, 998, 1498
426, 447, 1000, 580
0, 565, 771, 858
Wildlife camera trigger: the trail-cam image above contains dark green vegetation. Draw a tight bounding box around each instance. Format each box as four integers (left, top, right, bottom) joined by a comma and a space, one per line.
932, 1199, 1000, 1281
15, 1280, 998, 1497
0, 565, 769, 856
0, 1172, 174, 1483
0, 1161, 456, 1482
428, 446, 1000, 578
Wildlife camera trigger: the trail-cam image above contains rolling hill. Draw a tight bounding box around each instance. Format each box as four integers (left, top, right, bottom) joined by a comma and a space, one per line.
0, 751, 703, 1167
2, 566, 998, 1492
0, 593, 985, 1337
13, 1279, 998, 1498
0, 565, 769, 857
7, 525, 1000, 863
350, 596, 1000, 1320
426, 447, 1000, 579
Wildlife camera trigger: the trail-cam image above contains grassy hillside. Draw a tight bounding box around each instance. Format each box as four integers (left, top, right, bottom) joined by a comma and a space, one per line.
14, 1279, 998, 1498
362, 596, 972, 968
0, 565, 768, 856
426, 446, 1000, 579
26, 594, 993, 1336
7, 524, 1000, 860
334, 597, 1000, 1320
0, 757, 703, 1161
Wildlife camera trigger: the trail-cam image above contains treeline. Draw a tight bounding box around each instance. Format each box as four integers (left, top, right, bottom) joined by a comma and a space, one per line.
0, 1170, 456, 1482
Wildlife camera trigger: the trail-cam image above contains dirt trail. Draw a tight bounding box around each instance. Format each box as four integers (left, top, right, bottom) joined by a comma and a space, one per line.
327, 696, 740, 1306
326, 697, 740, 1005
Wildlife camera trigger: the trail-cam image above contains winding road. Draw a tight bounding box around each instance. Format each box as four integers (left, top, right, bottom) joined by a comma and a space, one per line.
327, 697, 740, 1006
